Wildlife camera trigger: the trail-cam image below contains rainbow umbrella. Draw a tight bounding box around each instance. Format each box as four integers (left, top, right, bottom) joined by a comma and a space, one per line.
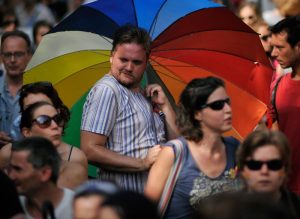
24, 0, 273, 174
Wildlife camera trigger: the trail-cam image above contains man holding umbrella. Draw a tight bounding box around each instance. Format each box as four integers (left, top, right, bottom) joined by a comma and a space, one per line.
80, 25, 178, 193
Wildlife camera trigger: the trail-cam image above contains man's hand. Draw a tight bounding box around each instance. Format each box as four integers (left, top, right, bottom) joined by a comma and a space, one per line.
142, 145, 162, 170
146, 84, 168, 107
0, 131, 12, 146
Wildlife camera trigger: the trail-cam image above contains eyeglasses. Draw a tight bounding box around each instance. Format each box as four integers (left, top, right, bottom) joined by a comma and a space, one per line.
260, 34, 271, 42
32, 114, 64, 128
245, 159, 283, 171
1, 52, 27, 60
21, 81, 53, 93
200, 98, 231, 111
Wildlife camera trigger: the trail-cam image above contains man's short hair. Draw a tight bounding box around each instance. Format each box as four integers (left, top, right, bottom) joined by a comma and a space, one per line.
12, 137, 61, 183
112, 24, 151, 58
270, 16, 300, 47
1, 30, 31, 53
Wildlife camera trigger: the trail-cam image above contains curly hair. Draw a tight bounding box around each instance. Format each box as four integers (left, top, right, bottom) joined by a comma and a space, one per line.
176, 77, 225, 142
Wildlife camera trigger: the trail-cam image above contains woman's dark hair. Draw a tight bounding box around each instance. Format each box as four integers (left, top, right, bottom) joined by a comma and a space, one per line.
19, 82, 70, 126
236, 130, 291, 175
20, 101, 56, 130
32, 20, 52, 45
176, 76, 225, 142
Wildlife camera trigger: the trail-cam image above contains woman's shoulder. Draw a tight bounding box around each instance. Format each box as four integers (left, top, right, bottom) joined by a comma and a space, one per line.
64, 143, 88, 168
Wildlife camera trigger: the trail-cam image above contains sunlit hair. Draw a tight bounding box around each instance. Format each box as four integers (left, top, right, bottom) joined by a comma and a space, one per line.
176, 77, 225, 142
112, 24, 151, 59
12, 136, 61, 183
236, 130, 291, 175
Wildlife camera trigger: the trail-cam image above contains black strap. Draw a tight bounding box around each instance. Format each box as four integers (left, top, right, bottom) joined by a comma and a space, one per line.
272, 76, 284, 123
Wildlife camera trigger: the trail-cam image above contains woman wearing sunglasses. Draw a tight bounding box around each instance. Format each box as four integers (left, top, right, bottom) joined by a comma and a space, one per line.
236, 130, 300, 218
145, 77, 242, 219
0, 82, 87, 189
18, 101, 87, 189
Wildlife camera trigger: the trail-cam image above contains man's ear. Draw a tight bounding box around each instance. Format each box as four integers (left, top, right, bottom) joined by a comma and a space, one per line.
39, 166, 52, 182
21, 127, 31, 138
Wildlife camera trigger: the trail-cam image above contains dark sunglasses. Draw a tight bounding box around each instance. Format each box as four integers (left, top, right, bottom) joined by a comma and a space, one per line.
260, 34, 271, 42
245, 159, 283, 171
200, 98, 231, 111
32, 114, 64, 128
21, 81, 53, 93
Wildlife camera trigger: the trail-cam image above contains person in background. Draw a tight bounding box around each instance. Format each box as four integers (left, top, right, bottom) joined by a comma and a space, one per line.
0, 30, 32, 146
73, 180, 118, 219
81, 25, 178, 193
237, 1, 263, 31
32, 20, 52, 49
145, 77, 242, 219
268, 16, 300, 194
8, 136, 74, 219
1, 101, 87, 189
236, 130, 300, 218
99, 190, 159, 219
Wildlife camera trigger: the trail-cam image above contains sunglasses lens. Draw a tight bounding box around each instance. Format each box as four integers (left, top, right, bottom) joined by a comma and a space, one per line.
209, 100, 225, 110
53, 114, 64, 127
245, 159, 283, 171
267, 160, 283, 170
245, 160, 262, 170
34, 115, 52, 128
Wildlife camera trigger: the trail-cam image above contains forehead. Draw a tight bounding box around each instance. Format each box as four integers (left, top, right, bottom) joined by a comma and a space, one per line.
207, 86, 227, 102
113, 43, 146, 58
33, 104, 57, 116
23, 93, 53, 109
251, 145, 281, 159
2, 36, 28, 51
11, 150, 31, 164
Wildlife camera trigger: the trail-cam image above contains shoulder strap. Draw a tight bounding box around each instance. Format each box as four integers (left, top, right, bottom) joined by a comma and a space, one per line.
158, 138, 185, 218
271, 76, 284, 122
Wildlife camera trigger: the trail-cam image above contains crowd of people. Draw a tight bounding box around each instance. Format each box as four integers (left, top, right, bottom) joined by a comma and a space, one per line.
0, 0, 300, 219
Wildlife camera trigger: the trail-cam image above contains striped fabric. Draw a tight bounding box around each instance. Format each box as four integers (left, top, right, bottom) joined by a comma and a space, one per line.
81, 74, 165, 192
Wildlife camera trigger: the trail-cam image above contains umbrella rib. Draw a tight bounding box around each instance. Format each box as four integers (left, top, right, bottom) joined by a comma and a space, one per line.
148, 0, 168, 37
152, 48, 266, 65
131, 0, 139, 26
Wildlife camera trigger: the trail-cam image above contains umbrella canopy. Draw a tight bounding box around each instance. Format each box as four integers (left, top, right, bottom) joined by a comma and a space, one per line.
24, 0, 273, 141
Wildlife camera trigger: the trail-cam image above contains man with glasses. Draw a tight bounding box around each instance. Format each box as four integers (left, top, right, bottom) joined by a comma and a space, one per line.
236, 130, 300, 218
0, 30, 32, 146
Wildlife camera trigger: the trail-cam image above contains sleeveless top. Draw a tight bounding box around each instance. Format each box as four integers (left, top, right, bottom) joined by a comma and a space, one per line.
163, 137, 242, 219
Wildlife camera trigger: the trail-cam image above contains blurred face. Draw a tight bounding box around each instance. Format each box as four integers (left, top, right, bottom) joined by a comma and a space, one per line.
110, 43, 147, 91
23, 93, 53, 110
8, 150, 43, 196
241, 145, 286, 194
271, 31, 300, 69
98, 206, 120, 219
74, 195, 103, 219
1, 36, 31, 78
239, 6, 257, 27
22, 105, 63, 147
257, 25, 272, 54
35, 25, 51, 45
195, 87, 232, 134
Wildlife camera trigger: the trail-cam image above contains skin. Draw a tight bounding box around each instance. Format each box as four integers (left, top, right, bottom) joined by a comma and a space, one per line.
22, 93, 52, 109
257, 24, 272, 54
145, 87, 232, 201
81, 42, 178, 173
73, 195, 103, 219
35, 25, 51, 46
239, 5, 258, 29
8, 150, 64, 218
241, 145, 286, 197
271, 31, 300, 71
98, 206, 120, 219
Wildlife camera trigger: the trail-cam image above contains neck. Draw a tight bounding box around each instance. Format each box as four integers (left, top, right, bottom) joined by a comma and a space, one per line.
6, 75, 23, 97
291, 62, 300, 80
193, 131, 223, 153
25, 184, 63, 218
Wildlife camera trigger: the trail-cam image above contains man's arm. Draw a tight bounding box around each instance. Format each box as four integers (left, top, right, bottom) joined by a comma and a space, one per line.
146, 84, 179, 140
80, 131, 161, 172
